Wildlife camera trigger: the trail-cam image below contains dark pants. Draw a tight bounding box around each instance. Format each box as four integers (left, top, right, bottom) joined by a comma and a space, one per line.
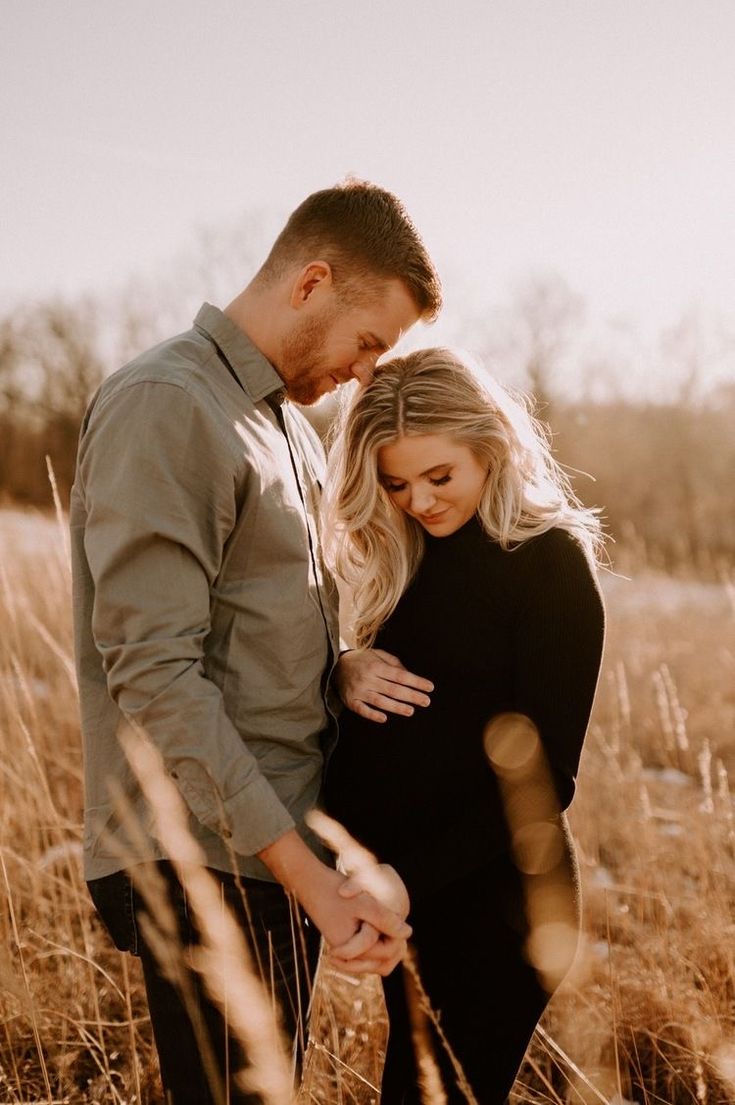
380, 852, 578, 1105
88, 861, 321, 1105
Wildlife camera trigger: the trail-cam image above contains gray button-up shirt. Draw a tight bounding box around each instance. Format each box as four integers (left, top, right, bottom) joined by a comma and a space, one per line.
71, 304, 341, 881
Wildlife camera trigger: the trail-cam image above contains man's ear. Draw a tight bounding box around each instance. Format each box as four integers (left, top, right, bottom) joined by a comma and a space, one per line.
290, 261, 333, 308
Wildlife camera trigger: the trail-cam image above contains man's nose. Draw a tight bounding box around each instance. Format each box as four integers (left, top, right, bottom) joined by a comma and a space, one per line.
349, 356, 378, 387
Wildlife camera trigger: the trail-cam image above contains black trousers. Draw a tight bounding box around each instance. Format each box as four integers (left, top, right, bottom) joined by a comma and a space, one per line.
88, 861, 321, 1105
380, 852, 579, 1105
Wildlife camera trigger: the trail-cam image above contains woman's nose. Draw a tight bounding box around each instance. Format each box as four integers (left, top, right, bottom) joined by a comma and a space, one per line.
410, 484, 437, 514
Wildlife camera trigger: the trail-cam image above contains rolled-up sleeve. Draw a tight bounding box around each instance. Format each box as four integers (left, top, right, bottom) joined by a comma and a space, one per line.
78, 379, 295, 855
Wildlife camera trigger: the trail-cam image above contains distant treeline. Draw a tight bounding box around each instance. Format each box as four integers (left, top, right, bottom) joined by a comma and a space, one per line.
552, 399, 735, 569
1, 293, 733, 570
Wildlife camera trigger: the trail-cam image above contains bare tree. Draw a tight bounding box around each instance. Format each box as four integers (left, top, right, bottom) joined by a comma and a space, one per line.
0, 298, 105, 503
0, 210, 270, 505
480, 272, 586, 412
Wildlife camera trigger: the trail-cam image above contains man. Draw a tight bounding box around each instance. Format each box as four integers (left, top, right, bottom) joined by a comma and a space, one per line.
71, 179, 441, 1103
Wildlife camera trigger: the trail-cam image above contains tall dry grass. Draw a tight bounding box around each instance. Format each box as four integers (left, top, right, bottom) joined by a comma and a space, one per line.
1, 507, 734, 1103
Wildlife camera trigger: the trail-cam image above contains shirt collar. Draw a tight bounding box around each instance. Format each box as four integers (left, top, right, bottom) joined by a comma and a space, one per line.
194, 303, 286, 404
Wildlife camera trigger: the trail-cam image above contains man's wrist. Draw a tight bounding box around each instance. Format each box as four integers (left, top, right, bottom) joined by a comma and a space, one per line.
258, 828, 332, 904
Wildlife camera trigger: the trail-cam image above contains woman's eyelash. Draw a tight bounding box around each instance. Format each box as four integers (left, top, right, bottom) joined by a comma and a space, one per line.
382, 474, 452, 493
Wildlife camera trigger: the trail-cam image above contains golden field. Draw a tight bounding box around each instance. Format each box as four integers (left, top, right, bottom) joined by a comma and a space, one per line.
1, 508, 734, 1105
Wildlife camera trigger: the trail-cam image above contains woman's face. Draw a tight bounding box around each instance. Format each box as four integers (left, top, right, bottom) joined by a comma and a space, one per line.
377, 433, 488, 536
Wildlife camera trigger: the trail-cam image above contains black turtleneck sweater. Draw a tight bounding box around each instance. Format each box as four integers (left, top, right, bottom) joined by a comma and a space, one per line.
325, 519, 605, 904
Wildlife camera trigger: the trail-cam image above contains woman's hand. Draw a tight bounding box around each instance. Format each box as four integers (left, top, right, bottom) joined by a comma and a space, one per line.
258, 830, 411, 954
325, 922, 408, 976
335, 648, 433, 722
338, 861, 410, 918
325, 864, 411, 976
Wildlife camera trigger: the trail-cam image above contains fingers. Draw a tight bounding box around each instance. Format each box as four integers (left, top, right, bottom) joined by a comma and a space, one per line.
353, 892, 412, 940
327, 921, 380, 960
377, 691, 423, 714
350, 685, 431, 718
327, 937, 407, 977
328, 957, 394, 976
348, 700, 388, 723
327, 956, 383, 975
374, 651, 434, 695
328, 923, 379, 960
377, 676, 432, 706
337, 874, 365, 900
338, 865, 410, 920
336, 649, 433, 721
341, 648, 433, 698
346, 694, 409, 721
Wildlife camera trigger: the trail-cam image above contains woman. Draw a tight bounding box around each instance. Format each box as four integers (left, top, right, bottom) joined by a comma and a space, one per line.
322, 348, 605, 1104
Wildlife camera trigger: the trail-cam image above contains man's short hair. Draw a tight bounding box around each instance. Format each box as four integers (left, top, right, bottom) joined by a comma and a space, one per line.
259, 179, 442, 321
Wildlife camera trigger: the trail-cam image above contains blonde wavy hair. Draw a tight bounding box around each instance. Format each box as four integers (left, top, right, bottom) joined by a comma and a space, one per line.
323, 348, 603, 648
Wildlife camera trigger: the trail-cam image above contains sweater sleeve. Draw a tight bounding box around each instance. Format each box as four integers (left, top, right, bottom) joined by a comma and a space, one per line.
510, 529, 605, 810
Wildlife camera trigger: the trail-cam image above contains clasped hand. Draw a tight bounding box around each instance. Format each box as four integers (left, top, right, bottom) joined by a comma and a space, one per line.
315, 646, 430, 974
325, 863, 411, 977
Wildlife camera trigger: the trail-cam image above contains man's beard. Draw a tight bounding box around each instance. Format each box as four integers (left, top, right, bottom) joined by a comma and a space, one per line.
278, 310, 336, 406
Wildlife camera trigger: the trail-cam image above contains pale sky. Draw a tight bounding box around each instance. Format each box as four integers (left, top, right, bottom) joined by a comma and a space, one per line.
3, 0, 735, 390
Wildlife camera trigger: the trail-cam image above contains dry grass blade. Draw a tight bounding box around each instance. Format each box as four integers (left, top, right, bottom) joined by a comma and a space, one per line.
307, 809, 481, 1103
118, 722, 295, 1105
401, 950, 478, 1105
0, 852, 53, 1101
2, 511, 735, 1102
45, 456, 71, 573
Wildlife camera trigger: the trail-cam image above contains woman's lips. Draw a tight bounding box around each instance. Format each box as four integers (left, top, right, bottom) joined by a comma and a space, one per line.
420, 509, 449, 524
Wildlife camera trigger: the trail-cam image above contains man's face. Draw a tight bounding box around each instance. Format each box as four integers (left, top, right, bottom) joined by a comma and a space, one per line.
278, 279, 420, 406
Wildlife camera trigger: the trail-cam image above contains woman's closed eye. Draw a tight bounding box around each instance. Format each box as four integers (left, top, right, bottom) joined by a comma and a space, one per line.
382, 474, 452, 494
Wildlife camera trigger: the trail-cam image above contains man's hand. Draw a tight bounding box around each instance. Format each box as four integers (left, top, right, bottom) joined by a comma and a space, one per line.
335, 648, 433, 723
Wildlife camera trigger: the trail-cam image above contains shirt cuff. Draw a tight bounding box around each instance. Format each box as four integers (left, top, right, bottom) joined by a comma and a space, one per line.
174, 766, 296, 857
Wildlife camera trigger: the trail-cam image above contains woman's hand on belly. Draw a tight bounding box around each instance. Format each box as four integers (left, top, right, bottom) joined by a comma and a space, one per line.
334, 648, 433, 722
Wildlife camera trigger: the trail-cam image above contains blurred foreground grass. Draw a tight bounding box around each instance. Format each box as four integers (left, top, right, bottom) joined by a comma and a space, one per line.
1, 508, 734, 1104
